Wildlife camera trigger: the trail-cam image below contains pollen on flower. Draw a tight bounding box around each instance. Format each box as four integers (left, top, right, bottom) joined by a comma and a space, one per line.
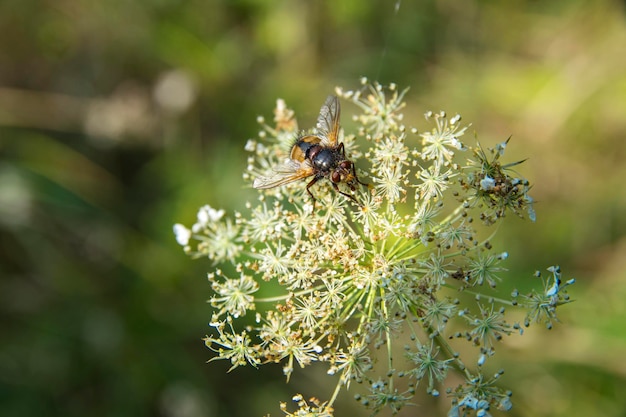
174, 81, 574, 417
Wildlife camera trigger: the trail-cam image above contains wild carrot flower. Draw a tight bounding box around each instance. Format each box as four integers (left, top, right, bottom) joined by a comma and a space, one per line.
174, 80, 574, 416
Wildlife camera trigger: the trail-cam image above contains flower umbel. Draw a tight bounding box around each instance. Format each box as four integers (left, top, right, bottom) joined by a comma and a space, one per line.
175, 81, 575, 416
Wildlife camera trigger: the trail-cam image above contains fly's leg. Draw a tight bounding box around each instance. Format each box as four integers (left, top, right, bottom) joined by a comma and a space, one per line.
332, 182, 361, 206
351, 162, 369, 187
306, 176, 321, 208
338, 142, 346, 157
339, 142, 368, 188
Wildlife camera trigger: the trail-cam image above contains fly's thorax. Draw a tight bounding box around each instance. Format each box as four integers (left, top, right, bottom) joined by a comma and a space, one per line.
311, 148, 339, 173
310, 147, 342, 175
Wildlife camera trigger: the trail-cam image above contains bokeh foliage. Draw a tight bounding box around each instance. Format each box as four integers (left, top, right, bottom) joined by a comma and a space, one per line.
1, 0, 625, 416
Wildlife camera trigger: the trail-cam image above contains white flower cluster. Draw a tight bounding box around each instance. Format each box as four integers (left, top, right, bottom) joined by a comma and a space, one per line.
174, 81, 574, 417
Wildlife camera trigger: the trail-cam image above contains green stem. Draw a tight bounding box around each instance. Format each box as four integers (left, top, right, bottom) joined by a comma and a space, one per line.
255, 284, 324, 303
327, 379, 344, 407
380, 286, 394, 390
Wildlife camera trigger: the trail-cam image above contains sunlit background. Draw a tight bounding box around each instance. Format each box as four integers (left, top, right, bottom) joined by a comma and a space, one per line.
1, 1, 626, 416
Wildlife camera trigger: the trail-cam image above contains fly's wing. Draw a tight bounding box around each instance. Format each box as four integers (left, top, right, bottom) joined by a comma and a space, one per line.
315, 95, 340, 147
253, 159, 314, 189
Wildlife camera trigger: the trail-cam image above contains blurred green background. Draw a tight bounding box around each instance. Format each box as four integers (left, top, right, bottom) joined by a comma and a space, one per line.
1, 0, 626, 416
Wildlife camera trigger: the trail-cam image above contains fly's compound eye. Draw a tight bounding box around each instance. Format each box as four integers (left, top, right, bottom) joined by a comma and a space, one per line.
331, 171, 342, 183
